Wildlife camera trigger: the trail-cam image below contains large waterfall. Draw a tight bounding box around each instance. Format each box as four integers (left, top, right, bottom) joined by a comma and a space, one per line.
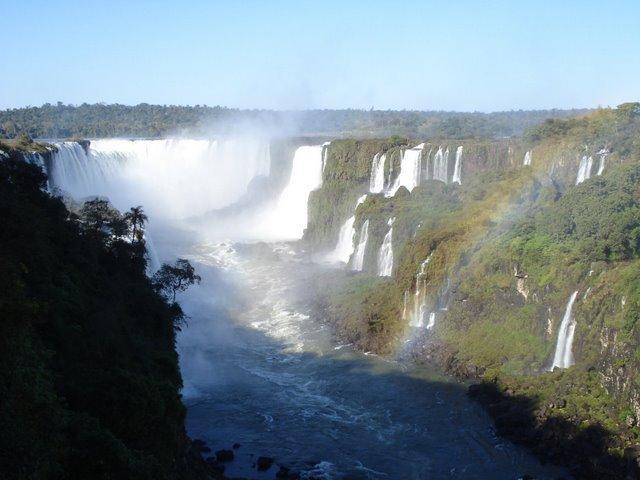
452, 146, 463, 185
369, 153, 386, 193
263, 145, 324, 240
326, 194, 367, 264
575, 156, 593, 185
377, 218, 395, 276
432, 146, 449, 183
386, 144, 424, 197
550, 291, 579, 370
50, 138, 271, 219
351, 219, 370, 271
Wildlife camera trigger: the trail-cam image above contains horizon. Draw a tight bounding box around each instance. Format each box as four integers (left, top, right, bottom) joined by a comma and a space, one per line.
3, 0, 639, 111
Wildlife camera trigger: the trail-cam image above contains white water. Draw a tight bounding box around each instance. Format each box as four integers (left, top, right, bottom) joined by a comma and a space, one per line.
326, 194, 367, 264
321, 142, 331, 173
523, 151, 532, 166
550, 291, 579, 370
50, 139, 271, 219
260, 145, 324, 240
597, 148, 609, 176
575, 156, 593, 185
407, 253, 433, 328
452, 146, 463, 185
386, 144, 424, 197
351, 219, 369, 271
377, 217, 395, 277
369, 153, 386, 193
432, 146, 449, 183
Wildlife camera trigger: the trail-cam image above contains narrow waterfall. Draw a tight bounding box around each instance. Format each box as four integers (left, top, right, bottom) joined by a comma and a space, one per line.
433, 146, 449, 183
369, 153, 386, 193
321, 142, 331, 173
377, 217, 395, 277
550, 291, 579, 370
267, 145, 324, 239
408, 253, 433, 327
523, 150, 532, 166
49, 138, 271, 219
576, 156, 593, 185
452, 146, 463, 185
351, 219, 370, 271
386, 144, 424, 197
597, 148, 609, 176
326, 194, 368, 264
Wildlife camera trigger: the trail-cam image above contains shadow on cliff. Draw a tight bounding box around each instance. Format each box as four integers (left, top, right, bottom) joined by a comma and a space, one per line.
467, 382, 636, 480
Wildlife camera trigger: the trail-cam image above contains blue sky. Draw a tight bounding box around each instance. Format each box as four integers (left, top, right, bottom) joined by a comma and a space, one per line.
2, 0, 639, 111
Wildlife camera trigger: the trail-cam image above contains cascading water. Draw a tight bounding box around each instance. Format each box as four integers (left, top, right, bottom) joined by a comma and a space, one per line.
407, 253, 433, 328
597, 148, 609, 176
575, 156, 593, 185
49, 138, 271, 219
452, 146, 463, 185
386, 144, 424, 197
550, 291, 579, 370
321, 142, 331, 173
523, 150, 532, 166
264, 145, 324, 240
351, 219, 370, 271
377, 217, 395, 277
369, 153, 386, 193
432, 146, 449, 183
326, 194, 367, 264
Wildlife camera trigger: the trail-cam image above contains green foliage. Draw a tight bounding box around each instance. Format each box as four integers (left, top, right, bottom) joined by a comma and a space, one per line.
0, 102, 590, 139
0, 159, 200, 479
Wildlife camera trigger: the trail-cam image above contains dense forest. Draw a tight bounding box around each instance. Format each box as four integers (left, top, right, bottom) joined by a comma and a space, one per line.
0, 154, 212, 479
0, 102, 592, 139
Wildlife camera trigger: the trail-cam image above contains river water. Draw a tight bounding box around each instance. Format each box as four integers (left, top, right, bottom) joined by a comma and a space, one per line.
156, 233, 566, 480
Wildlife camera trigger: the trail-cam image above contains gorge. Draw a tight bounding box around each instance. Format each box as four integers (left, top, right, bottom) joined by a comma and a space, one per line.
3, 103, 640, 479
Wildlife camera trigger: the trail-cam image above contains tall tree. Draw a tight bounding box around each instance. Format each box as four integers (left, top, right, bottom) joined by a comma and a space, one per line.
152, 259, 201, 303
124, 206, 148, 243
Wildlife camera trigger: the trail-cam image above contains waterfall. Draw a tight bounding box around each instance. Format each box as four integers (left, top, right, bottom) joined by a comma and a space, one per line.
550, 291, 579, 370
408, 253, 433, 327
377, 217, 395, 277
523, 151, 532, 166
321, 142, 331, 173
49, 138, 271, 219
452, 146, 463, 185
597, 148, 609, 176
575, 156, 593, 185
369, 153, 386, 193
433, 146, 449, 183
386, 144, 424, 197
266, 145, 324, 240
326, 194, 367, 264
351, 219, 370, 271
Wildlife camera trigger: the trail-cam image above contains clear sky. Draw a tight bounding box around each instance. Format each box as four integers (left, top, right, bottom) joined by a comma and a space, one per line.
2, 0, 639, 111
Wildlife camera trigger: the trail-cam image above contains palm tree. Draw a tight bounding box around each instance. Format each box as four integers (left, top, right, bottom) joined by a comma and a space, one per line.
125, 206, 148, 243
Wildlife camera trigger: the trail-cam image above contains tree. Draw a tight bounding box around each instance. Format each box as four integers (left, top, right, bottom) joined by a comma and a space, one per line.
124, 206, 148, 243
152, 259, 201, 303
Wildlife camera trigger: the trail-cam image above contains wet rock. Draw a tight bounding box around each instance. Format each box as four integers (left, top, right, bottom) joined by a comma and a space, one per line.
257, 456, 274, 471
626, 415, 636, 428
191, 439, 211, 453
215, 449, 234, 462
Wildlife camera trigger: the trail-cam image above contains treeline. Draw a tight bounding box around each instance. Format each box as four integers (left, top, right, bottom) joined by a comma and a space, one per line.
0, 156, 206, 479
0, 102, 592, 139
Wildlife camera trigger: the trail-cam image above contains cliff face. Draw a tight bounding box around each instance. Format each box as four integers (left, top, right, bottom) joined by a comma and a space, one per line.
308, 104, 640, 478
0, 150, 213, 480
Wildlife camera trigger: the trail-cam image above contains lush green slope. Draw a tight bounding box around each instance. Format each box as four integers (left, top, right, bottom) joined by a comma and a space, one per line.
0, 156, 208, 479
310, 104, 640, 478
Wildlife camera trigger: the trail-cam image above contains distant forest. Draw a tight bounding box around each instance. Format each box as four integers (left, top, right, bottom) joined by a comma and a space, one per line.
0, 102, 593, 140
